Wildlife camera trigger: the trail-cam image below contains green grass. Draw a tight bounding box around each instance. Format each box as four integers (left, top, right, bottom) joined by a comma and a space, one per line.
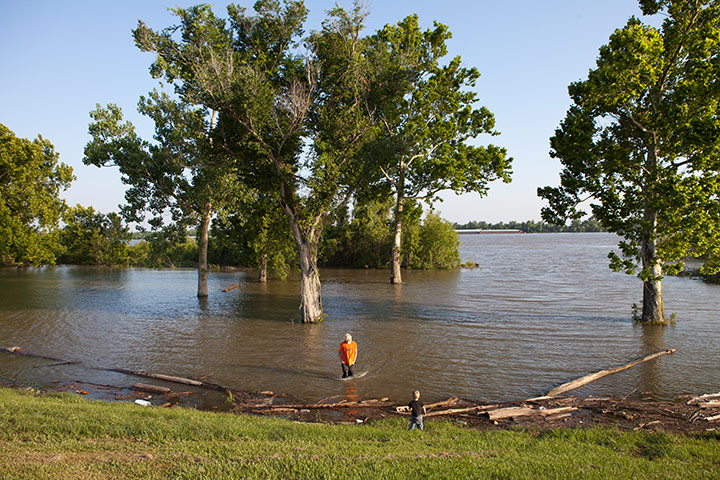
1, 387, 718, 479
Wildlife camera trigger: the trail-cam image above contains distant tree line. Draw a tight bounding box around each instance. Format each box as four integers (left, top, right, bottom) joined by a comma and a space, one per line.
454, 218, 605, 233
51, 198, 461, 273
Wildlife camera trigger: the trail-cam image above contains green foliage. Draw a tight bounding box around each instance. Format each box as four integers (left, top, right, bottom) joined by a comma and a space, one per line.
321, 197, 395, 268
0, 123, 74, 266
538, 1, 720, 321
210, 192, 297, 279
540, 0, 720, 271
364, 15, 512, 204
322, 199, 459, 270
140, 231, 199, 269
404, 213, 460, 270
57, 205, 131, 266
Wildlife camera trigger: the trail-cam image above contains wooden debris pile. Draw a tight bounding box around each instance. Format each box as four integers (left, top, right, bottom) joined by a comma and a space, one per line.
687, 392, 720, 423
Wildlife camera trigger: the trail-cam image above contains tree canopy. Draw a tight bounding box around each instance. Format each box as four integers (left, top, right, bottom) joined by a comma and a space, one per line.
0, 123, 74, 266
57, 205, 131, 266
132, 0, 383, 321
363, 14, 512, 283
538, 0, 720, 324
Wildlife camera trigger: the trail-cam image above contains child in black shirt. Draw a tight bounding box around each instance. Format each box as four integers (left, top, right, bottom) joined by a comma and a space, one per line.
408, 390, 426, 430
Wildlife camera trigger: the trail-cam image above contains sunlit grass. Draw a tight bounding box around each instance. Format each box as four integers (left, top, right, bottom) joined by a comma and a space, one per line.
1, 388, 718, 479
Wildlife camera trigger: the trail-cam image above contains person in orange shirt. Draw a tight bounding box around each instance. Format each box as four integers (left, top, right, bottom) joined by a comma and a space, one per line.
338, 333, 357, 378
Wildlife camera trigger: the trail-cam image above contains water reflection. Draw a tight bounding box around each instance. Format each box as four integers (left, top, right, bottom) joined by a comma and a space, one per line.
1, 233, 719, 403
638, 324, 667, 395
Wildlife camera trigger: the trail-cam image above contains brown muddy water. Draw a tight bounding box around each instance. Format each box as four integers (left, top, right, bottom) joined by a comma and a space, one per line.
1, 233, 718, 406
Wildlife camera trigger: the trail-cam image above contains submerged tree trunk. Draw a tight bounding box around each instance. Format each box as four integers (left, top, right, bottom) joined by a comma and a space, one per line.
640, 231, 665, 324
297, 239, 323, 323
258, 250, 268, 283
639, 146, 666, 325
196, 111, 218, 299
640, 196, 665, 324
391, 191, 404, 285
197, 201, 212, 298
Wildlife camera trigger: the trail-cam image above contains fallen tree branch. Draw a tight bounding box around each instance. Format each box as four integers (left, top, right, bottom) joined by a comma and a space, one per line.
246, 398, 400, 410
546, 349, 676, 397
485, 406, 577, 421
687, 392, 720, 405
108, 368, 229, 391
425, 404, 498, 418
2, 347, 65, 362
222, 283, 239, 292
132, 383, 173, 394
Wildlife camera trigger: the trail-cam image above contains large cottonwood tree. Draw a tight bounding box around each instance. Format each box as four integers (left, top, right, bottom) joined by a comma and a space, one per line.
539, 0, 720, 324
0, 124, 74, 266
365, 15, 512, 284
84, 93, 240, 297
134, 1, 377, 322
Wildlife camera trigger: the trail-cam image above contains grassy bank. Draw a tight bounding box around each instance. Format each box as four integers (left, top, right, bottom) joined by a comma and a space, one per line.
1, 388, 718, 479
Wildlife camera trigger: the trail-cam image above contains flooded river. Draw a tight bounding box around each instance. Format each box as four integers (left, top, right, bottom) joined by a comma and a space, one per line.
1, 233, 718, 404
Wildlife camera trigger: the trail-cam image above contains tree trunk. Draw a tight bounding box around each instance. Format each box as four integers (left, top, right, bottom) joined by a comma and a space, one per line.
546, 348, 676, 396
197, 201, 212, 298
639, 204, 665, 324
278, 176, 324, 322
258, 251, 268, 283
297, 239, 323, 323
391, 193, 404, 285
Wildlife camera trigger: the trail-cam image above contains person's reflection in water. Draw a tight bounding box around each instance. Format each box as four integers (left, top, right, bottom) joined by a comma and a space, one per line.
343, 381, 360, 403
343, 382, 363, 420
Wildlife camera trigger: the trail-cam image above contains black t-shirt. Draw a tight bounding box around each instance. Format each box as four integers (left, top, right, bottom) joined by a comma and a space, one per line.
408, 399, 424, 417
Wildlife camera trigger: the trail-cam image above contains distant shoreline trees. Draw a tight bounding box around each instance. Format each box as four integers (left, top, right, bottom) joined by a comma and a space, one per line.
453, 218, 605, 233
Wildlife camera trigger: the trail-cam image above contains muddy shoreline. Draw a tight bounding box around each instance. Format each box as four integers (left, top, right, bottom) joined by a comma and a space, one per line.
3, 346, 718, 434
3, 375, 718, 435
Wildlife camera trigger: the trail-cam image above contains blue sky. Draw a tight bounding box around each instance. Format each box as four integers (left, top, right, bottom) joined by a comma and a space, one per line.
1, 0, 650, 223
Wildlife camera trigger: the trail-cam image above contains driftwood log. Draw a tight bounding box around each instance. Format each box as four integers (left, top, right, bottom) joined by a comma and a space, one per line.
132, 383, 173, 394
687, 392, 720, 405
108, 368, 229, 391
222, 284, 239, 292
395, 396, 462, 414
1, 347, 65, 362
245, 398, 400, 410
426, 404, 499, 418
2, 346, 234, 393
485, 406, 577, 421
546, 348, 676, 397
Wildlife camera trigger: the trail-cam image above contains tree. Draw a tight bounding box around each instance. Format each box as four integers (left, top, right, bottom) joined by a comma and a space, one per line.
57, 205, 131, 266
364, 15, 512, 284
210, 191, 296, 281
538, 0, 720, 324
0, 123, 74, 266
320, 196, 394, 268
405, 212, 460, 270
134, 1, 378, 322
85, 91, 240, 297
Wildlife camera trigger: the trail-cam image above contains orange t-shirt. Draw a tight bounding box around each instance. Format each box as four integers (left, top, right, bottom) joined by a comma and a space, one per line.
338, 341, 357, 365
